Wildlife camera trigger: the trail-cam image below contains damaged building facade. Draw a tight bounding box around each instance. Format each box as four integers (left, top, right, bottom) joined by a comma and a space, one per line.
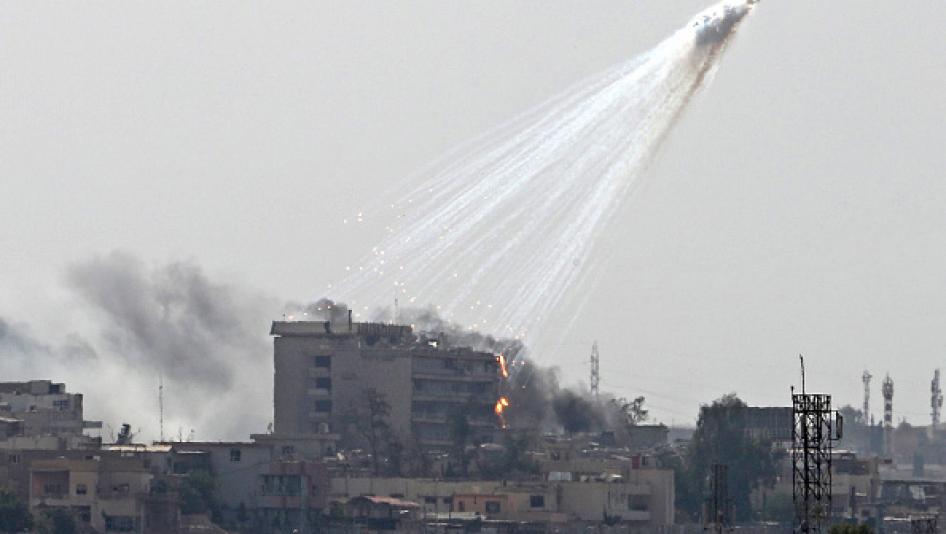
271, 317, 501, 449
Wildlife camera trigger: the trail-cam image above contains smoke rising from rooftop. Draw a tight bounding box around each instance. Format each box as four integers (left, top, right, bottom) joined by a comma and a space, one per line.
1, 252, 277, 441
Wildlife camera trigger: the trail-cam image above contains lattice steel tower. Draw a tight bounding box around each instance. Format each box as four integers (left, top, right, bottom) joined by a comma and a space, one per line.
793, 356, 842, 533
590, 341, 600, 399
932, 369, 942, 428
862, 370, 872, 425
883, 374, 894, 457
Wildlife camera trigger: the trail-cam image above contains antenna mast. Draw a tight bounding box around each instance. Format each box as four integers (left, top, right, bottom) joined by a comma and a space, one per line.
590, 341, 600, 399
159, 375, 165, 442
883, 374, 894, 457
799, 354, 806, 394
932, 369, 942, 428
862, 370, 872, 424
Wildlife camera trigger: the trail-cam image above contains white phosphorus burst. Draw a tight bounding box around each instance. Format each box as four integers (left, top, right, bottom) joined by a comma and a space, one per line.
331, 0, 758, 353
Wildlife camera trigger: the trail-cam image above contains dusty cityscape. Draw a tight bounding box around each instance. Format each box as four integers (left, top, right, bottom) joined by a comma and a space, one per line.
2, 0, 944, 533
2, 307, 945, 533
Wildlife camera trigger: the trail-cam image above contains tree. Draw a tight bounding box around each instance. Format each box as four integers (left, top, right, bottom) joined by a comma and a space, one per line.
180, 469, 217, 516
448, 403, 473, 478
838, 405, 865, 426
0, 489, 32, 534
35, 508, 76, 534
612, 396, 649, 425
350, 388, 393, 476
675, 394, 781, 522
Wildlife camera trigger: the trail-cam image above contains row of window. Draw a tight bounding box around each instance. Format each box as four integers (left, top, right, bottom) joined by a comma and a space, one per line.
414, 358, 497, 375
105, 515, 136, 532
41, 483, 129, 496
414, 380, 492, 395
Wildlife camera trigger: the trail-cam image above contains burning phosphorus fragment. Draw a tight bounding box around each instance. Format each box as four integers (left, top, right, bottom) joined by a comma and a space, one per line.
496, 353, 510, 379
494, 396, 511, 429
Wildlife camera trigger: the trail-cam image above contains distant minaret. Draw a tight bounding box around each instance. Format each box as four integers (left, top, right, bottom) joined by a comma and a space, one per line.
862, 370, 872, 424
932, 369, 943, 428
883, 374, 894, 457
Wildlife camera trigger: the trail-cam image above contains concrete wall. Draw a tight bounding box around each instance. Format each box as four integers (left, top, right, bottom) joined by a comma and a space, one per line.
28, 457, 152, 534
0, 381, 87, 437
175, 442, 274, 511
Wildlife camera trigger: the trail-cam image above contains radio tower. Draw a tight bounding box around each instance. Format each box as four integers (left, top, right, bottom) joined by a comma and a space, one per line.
158, 375, 165, 442
932, 369, 942, 429
862, 371, 872, 425
590, 341, 600, 399
792, 355, 842, 533
883, 374, 894, 457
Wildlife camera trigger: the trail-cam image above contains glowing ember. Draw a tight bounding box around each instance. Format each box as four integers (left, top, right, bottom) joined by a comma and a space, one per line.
497, 354, 510, 379
494, 395, 510, 429
494, 396, 510, 416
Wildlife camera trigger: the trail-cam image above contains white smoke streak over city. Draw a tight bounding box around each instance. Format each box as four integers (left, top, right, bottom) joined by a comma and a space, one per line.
334, 1, 759, 351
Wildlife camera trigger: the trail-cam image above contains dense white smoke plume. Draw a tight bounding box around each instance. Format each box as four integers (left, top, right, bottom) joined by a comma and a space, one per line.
331, 1, 759, 351
0, 1, 758, 441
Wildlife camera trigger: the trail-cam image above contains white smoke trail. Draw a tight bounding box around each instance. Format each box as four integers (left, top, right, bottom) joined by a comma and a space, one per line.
332, 1, 759, 351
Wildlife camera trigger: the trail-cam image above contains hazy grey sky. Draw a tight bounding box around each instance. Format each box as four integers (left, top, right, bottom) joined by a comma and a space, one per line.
2, 1, 945, 429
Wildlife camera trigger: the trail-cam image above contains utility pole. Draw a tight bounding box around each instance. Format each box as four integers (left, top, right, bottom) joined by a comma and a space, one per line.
590, 341, 600, 399
793, 355, 842, 533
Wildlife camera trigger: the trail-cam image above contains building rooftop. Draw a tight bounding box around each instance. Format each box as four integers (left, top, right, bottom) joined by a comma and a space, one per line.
271, 320, 414, 339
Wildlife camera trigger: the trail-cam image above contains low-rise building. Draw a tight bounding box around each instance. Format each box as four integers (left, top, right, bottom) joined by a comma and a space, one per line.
327, 471, 674, 530
29, 456, 152, 533
0, 380, 102, 450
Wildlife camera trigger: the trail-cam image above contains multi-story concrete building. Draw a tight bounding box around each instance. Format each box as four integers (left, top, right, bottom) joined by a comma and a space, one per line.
29, 456, 152, 533
0, 380, 101, 449
271, 318, 501, 449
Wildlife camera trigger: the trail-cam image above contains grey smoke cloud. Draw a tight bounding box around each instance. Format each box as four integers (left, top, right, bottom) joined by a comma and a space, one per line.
2, 260, 637, 442
0, 318, 96, 376
1, 252, 278, 441
377, 305, 525, 356
66, 252, 269, 388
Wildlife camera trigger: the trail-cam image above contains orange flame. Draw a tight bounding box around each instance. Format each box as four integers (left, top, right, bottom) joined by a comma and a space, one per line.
497, 354, 510, 379
494, 396, 510, 415
494, 396, 510, 429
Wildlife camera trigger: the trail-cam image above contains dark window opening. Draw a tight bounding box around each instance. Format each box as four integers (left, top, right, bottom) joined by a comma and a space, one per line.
314, 356, 331, 369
